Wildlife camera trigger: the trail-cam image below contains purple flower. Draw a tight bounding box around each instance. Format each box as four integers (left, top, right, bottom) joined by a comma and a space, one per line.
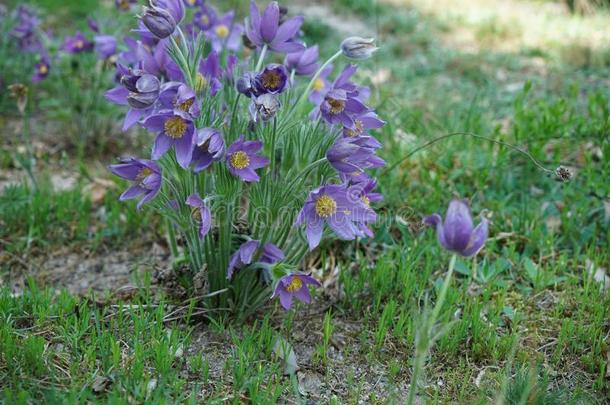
196, 51, 222, 95
227, 240, 284, 278
191, 128, 225, 172
183, 0, 203, 7
143, 110, 196, 168
141, 0, 185, 39
186, 193, 212, 240
327, 136, 385, 175
424, 199, 489, 257
205, 11, 243, 52
193, 5, 217, 31
61, 32, 93, 53
236, 72, 259, 98
296, 184, 376, 250
32, 55, 50, 82
342, 111, 385, 137
246, 1, 304, 53
94, 35, 117, 60
351, 179, 383, 237
309, 64, 333, 106
158, 82, 200, 117
87, 17, 99, 33
10, 6, 42, 52
272, 274, 320, 310
285, 45, 318, 76
225, 136, 269, 182
320, 65, 369, 128
108, 157, 162, 209
255, 63, 288, 94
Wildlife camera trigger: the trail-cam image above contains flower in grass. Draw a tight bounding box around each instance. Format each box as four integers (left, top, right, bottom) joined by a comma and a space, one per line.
320, 65, 369, 128
250, 93, 281, 122
340, 37, 378, 60
236, 72, 259, 98
141, 0, 185, 39
61, 32, 94, 53
94, 35, 118, 60
108, 157, 162, 209
191, 127, 225, 173
326, 136, 385, 175
186, 193, 212, 240
255, 63, 288, 94
10, 6, 42, 52
272, 273, 320, 310
284, 45, 319, 76
351, 179, 383, 237
196, 51, 222, 95
296, 184, 377, 250
309, 64, 333, 106
424, 199, 489, 257
246, 0, 304, 53
87, 17, 99, 33
227, 240, 285, 278
32, 55, 51, 82
158, 82, 200, 118
205, 11, 243, 53
143, 110, 196, 169
226, 135, 269, 182
115, 0, 137, 11
193, 4, 217, 31
342, 111, 385, 138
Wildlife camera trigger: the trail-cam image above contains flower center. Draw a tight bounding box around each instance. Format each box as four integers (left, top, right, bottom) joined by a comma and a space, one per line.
346, 120, 364, 137
200, 15, 209, 25
230, 151, 250, 169
187, 0, 196, 5
361, 195, 370, 206
262, 71, 281, 90
195, 73, 208, 93
39, 64, 48, 74
178, 98, 194, 112
315, 195, 337, 218
215, 25, 229, 38
135, 167, 153, 185
118, 0, 130, 10
75, 40, 84, 49
328, 98, 345, 114
191, 207, 202, 222
164, 116, 187, 139
313, 78, 325, 92
286, 277, 303, 293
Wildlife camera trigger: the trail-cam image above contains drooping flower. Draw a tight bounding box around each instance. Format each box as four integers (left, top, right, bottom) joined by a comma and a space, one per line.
191, 128, 225, 172
342, 111, 385, 138
186, 193, 212, 240
255, 63, 288, 94
272, 273, 320, 310
196, 51, 222, 95
226, 136, 269, 182
284, 45, 319, 76
320, 65, 369, 128
205, 11, 243, 52
108, 157, 162, 209
309, 64, 333, 106
143, 110, 196, 168
249, 93, 281, 123
326, 136, 385, 175
296, 184, 376, 250
340, 36, 378, 60
32, 55, 50, 82
227, 240, 284, 278
61, 32, 94, 53
94, 35, 118, 60
246, 1, 304, 53
141, 0, 185, 39
424, 199, 489, 257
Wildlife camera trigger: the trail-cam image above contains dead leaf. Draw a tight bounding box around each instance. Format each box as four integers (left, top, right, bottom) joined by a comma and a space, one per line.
273, 336, 299, 375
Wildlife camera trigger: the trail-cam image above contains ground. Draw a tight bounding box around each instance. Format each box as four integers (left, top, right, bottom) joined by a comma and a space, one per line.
1, 0, 609, 403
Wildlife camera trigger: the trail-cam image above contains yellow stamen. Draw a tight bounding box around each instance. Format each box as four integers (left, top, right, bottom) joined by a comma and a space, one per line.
328, 98, 345, 114
75, 40, 84, 49
164, 116, 187, 139
286, 277, 303, 293
262, 71, 281, 90
312, 78, 325, 92
191, 207, 202, 222
136, 167, 153, 185
195, 73, 208, 93
215, 25, 229, 39
200, 15, 209, 25
315, 195, 337, 218
361, 195, 370, 206
178, 98, 194, 112
230, 151, 250, 169
346, 120, 364, 137
39, 64, 48, 74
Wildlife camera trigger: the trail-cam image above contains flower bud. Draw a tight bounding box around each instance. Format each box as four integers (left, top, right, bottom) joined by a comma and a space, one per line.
251, 94, 280, 122
236, 72, 258, 98
141, 4, 176, 39
124, 73, 160, 109
340, 37, 378, 60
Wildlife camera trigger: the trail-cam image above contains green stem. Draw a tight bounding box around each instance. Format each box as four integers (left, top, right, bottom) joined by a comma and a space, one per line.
294, 49, 342, 112
255, 44, 268, 72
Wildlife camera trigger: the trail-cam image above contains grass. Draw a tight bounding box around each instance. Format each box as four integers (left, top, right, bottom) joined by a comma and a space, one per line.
1, 0, 609, 402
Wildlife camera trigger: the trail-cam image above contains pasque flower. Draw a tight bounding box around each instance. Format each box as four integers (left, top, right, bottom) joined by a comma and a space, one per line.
186, 193, 212, 240
250, 93, 281, 122
326, 136, 385, 175
196, 51, 222, 95
273, 273, 320, 310
205, 10, 243, 52
61, 32, 94, 53
424, 199, 489, 257
246, 1, 304, 53
141, 0, 185, 39
158, 82, 200, 117
342, 111, 385, 137
320, 65, 369, 128
193, 4, 217, 31
32, 55, 51, 82
340, 36, 378, 60
285, 45, 319, 76
108, 157, 162, 209
191, 128, 225, 173
309, 64, 333, 106
10, 6, 42, 52
94, 35, 118, 60
143, 110, 196, 169
296, 184, 376, 250
227, 240, 285, 278
236, 72, 259, 98
255, 63, 288, 94
226, 136, 270, 182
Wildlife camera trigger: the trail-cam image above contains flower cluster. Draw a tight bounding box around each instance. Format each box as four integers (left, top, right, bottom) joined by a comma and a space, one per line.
105, 0, 385, 315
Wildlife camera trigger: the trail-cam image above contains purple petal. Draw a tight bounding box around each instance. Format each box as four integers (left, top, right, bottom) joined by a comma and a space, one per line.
306, 218, 324, 250
461, 218, 489, 257
260, 1, 279, 42
271, 16, 303, 46
175, 129, 194, 169
443, 199, 473, 251
120, 185, 145, 201
152, 134, 172, 160
105, 86, 128, 105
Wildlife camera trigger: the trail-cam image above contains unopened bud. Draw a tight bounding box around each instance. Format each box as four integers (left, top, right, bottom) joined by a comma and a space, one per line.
141, 4, 176, 39
340, 37, 378, 60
